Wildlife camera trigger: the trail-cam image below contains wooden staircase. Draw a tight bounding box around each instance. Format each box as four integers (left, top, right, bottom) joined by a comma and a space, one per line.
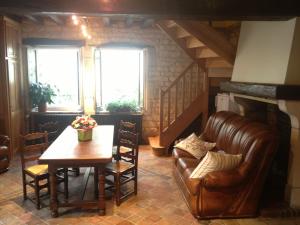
157, 20, 236, 68
149, 62, 208, 155
149, 20, 237, 155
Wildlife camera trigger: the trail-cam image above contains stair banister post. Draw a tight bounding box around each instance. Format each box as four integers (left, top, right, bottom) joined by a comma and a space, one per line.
159, 89, 164, 144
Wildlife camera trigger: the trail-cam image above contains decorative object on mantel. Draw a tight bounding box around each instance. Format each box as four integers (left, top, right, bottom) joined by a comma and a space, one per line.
29, 82, 57, 112
71, 115, 97, 141
106, 100, 138, 113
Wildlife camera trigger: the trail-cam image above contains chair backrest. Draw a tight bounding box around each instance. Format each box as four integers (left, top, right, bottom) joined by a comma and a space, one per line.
20, 132, 48, 169
117, 129, 139, 165
0, 135, 10, 146
119, 120, 136, 133
38, 121, 59, 144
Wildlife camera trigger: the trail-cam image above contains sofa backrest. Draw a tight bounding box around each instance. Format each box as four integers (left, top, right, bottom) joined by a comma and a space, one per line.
202, 111, 278, 170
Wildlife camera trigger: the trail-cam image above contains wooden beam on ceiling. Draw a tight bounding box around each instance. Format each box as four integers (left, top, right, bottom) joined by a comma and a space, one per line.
125, 17, 134, 27
24, 14, 43, 25
48, 15, 65, 25
0, 0, 298, 20
102, 17, 110, 27
141, 18, 154, 28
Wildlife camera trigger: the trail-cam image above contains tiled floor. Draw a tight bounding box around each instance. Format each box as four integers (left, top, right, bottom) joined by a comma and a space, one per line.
0, 145, 299, 225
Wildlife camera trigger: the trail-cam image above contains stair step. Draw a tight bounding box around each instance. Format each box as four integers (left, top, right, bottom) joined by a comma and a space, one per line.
148, 136, 167, 156
206, 58, 233, 68
176, 27, 191, 38
196, 47, 218, 58
186, 37, 205, 48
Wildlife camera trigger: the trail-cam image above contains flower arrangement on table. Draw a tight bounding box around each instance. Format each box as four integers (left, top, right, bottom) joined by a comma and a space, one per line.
71, 115, 97, 141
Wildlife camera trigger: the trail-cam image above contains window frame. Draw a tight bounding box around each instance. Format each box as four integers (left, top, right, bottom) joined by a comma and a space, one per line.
94, 45, 146, 112
27, 46, 83, 112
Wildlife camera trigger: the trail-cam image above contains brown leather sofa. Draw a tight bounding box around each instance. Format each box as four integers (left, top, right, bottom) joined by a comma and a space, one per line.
0, 135, 10, 173
173, 111, 278, 219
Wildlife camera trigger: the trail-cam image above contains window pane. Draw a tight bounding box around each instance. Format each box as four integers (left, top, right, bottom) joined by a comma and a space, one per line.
27, 48, 36, 84
99, 48, 143, 109
35, 48, 79, 107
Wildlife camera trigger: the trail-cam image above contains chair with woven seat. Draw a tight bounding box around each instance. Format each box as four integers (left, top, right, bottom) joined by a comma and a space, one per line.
39, 121, 80, 177
106, 129, 139, 206
0, 135, 10, 173
20, 132, 68, 209
38, 121, 59, 145
112, 120, 137, 162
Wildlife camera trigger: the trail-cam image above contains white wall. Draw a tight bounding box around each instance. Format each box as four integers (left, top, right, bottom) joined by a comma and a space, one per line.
232, 19, 297, 84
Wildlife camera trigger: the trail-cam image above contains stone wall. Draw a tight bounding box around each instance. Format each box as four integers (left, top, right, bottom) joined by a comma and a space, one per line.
21, 18, 192, 141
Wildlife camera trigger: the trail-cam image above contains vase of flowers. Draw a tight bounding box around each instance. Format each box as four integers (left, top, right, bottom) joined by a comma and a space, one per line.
71, 115, 97, 141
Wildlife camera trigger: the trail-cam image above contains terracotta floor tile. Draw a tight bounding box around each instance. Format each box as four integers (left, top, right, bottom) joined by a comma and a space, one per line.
0, 146, 298, 225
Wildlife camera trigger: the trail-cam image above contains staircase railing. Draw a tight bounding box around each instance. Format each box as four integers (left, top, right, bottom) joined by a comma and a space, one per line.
159, 61, 206, 144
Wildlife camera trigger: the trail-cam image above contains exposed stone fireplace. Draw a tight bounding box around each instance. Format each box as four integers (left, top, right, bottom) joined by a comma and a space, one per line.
219, 17, 300, 208
219, 84, 300, 206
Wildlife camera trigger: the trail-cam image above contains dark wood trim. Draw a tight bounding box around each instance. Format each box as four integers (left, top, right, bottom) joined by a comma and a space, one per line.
0, 0, 298, 20
220, 81, 300, 100
22, 38, 86, 47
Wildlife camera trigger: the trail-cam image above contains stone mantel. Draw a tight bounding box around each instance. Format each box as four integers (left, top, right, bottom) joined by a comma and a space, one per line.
220, 81, 300, 100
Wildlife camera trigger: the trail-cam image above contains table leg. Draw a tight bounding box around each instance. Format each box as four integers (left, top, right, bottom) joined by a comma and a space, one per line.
94, 167, 99, 199
98, 165, 105, 215
49, 165, 58, 218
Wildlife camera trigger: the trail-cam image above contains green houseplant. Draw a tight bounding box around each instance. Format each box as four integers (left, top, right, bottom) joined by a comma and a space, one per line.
29, 82, 56, 112
106, 100, 138, 113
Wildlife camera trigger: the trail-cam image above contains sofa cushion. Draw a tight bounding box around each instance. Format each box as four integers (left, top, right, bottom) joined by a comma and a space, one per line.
175, 133, 216, 159
173, 148, 195, 166
177, 157, 200, 174
190, 151, 242, 178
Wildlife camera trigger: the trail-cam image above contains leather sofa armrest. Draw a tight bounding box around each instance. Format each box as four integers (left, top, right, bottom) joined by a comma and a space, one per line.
203, 168, 246, 189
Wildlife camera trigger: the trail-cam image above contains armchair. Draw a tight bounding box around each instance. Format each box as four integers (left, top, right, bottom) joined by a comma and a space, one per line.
0, 135, 10, 173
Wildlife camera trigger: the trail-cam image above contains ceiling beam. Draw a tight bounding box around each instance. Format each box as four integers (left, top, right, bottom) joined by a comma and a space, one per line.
24, 14, 43, 25
102, 17, 111, 27
48, 15, 65, 25
141, 18, 154, 28
125, 17, 134, 27
0, 0, 298, 20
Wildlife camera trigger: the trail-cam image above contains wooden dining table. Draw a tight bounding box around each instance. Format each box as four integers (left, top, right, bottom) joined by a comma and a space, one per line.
39, 125, 114, 217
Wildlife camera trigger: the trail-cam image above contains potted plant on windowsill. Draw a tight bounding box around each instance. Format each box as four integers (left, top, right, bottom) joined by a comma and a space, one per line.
106, 100, 139, 114
29, 82, 57, 112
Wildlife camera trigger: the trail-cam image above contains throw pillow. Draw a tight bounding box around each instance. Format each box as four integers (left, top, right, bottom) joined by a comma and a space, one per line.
190, 151, 242, 178
175, 133, 216, 159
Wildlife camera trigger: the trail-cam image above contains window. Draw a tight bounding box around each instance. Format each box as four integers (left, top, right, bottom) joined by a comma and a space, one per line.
27, 48, 81, 110
95, 47, 144, 111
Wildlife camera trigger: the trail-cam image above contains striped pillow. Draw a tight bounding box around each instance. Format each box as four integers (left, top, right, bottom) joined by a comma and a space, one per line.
190, 151, 242, 178
175, 133, 216, 159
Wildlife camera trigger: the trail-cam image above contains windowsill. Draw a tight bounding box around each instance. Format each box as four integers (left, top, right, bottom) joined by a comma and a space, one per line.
30, 109, 143, 116
31, 108, 84, 115
95, 111, 143, 115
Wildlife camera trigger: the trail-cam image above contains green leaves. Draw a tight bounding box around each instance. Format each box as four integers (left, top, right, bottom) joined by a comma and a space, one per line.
106, 100, 138, 113
29, 82, 57, 107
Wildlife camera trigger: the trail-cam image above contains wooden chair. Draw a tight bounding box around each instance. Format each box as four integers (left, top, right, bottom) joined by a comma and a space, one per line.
106, 129, 139, 206
112, 120, 137, 162
39, 121, 80, 176
0, 135, 10, 173
38, 121, 59, 145
20, 132, 68, 209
